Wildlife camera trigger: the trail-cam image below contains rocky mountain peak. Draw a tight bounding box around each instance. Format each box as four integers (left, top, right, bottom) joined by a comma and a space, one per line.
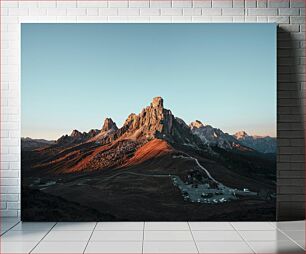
120, 97, 172, 139
120, 96, 201, 146
234, 131, 249, 139
88, 129, 100, 138
151, 96, 164, 108
59, 97, 201, 148
125, 113, 137, 123
102, 118, 118, 132
70, 129, 82, 137
190, 120, 204, 129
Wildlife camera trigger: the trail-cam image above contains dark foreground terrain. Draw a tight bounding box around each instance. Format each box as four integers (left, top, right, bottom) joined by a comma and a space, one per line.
22, 149, 276, 221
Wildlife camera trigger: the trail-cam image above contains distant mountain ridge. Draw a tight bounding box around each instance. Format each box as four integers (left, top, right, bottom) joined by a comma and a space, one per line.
233, 131, 276, 154
189, 120, 252, 152
21, 137, 55, 151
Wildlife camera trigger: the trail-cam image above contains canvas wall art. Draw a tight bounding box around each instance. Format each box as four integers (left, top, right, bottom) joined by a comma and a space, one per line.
21, 24, 277, 221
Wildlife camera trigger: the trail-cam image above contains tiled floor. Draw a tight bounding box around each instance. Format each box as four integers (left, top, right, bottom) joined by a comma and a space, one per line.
0, 219, 304, 253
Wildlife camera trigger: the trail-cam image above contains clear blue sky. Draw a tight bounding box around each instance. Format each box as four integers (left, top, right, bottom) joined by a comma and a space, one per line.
21, 24, 276, 140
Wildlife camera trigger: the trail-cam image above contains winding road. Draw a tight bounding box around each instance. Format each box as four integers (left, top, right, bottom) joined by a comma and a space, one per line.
172, 154, 223, 186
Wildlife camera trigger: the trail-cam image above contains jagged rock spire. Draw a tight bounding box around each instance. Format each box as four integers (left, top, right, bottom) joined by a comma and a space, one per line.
102, 118, 118, 132
151, 96, 164, 108
70, 129, 82, 137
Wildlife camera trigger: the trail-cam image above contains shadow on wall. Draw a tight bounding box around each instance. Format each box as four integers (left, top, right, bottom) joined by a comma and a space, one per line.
277, 27, 305, 221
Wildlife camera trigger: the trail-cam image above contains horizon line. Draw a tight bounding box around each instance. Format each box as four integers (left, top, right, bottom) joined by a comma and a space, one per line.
21, 129, 277, 141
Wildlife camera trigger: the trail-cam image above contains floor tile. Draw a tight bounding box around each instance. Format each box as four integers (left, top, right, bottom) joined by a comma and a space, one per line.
197, 241, 253, 253
1, 221, 20, 228
231, 222, 276, 231
239, 230, 291, 241
52, 222, 96, 231
95, 222, 144, 231
276, 221, 305, 231
32, 241, 87, 253
143, 241, 198, 253
282, 230, 305, 241
0, 241, 37, 253
282, 230, 305, 249
189, 222, 234, 231
269, 222, 277, 228
145, 222, 189, 231
12, 222, 55, 231
85, 241, 142, 253
192, 230, 243, 241
248, 240, 304, 253
1, 230, 47, 242
0, 229, 7, 235
296, 241, 305, 250
90, 230, 143, 241
42, 230, 92, 242
144, 230, 193, 241
1, 221, 21, 234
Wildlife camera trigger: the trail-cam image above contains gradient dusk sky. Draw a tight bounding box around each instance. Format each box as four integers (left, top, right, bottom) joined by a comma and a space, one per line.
21, 23, 276, 140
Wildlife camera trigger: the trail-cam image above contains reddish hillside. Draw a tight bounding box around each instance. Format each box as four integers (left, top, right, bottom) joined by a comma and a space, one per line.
34, 138, 173, 174
124, 139, 173, 167
64, 142, 115, 173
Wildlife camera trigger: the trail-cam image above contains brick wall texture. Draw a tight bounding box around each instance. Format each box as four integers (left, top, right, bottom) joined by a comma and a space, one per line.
0, 0, 305, 220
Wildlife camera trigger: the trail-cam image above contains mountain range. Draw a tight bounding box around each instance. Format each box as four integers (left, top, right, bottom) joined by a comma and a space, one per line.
23, 96, 276, 155
21, 96, 276, 221
233, 131, 276, 154
21, 137, 55, 151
